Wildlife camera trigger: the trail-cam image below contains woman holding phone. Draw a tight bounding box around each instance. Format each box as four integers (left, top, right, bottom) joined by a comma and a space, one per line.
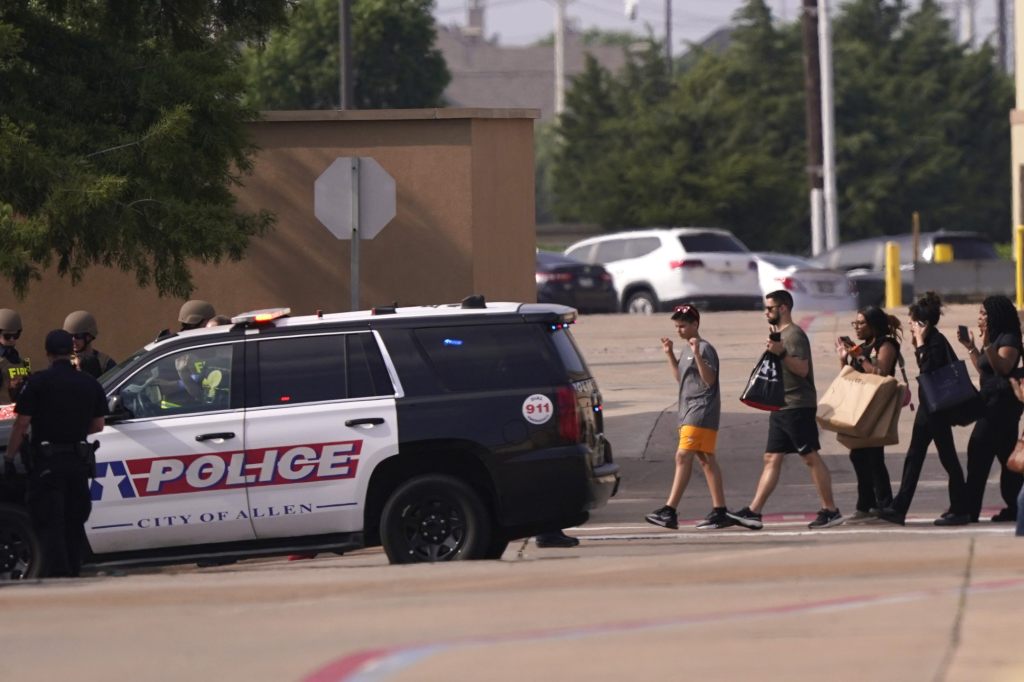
958, 295, 1023, 523
835, 306, 901, 521
880, 292, 969, 526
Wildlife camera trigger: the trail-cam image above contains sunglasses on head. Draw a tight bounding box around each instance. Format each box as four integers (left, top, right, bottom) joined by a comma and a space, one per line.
1, 331, 20, 341
673, 305, 694, 315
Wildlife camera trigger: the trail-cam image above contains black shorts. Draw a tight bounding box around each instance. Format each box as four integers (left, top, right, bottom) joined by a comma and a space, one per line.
766, 407, 820, 455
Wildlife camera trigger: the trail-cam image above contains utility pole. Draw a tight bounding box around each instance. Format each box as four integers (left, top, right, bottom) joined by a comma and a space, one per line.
801, 0, 825, 255
819, 0, 839, 251
665, 0, 673, 74
339, 0, 354, 109
998, 0, 1008, 72
555, 0, 567, 115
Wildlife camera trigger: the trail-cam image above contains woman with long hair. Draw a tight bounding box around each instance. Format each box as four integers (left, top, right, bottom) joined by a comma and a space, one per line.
959, 295, 1024, 522
881, 292, 969, 526
835, 306, 901, 521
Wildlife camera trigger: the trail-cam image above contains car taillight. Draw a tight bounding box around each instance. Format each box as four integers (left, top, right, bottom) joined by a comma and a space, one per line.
536, 272, 573, 284
599, 272, 612, 282
777, 276, 806, 293
669, 259, 704, 269
556, 385, 581, 443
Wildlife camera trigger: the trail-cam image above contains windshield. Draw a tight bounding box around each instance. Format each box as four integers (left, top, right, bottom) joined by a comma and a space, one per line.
99, 347, 151, 392
678, 233, 749, 253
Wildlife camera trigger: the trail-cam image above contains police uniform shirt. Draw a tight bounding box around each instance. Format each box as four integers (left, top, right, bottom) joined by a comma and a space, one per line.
15, 359, 108, 444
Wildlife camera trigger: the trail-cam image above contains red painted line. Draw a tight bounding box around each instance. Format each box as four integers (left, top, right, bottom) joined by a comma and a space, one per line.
301, 577, 1024, 682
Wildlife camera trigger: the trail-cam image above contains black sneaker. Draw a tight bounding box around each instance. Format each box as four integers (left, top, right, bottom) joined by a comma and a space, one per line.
808, 508, 843, 529
991, 508, 1017, 523
726, 506, 763, 530
645, 505, 679, 529
877, 507, 906, 526
934, 513, 971, 526
695, 508, 736, 529
534, 530, 580, 548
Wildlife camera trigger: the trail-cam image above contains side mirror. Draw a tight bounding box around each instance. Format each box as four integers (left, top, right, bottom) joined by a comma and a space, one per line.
106, 394, 132, 424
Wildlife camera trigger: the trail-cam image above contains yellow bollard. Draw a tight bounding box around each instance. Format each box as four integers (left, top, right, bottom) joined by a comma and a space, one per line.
1016, 225, 1024, 311
885, 241, 901, 309
933, 243, 953, 263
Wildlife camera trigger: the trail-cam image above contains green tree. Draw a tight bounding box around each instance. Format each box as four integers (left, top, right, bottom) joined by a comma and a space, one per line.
243, 0, 450, 110
550, 0, 1013, 252
0, 0, 291, 297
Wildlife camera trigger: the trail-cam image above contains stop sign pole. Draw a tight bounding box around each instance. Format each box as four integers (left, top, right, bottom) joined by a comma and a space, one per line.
314, 156, 397, 311
349, 156, 360, 311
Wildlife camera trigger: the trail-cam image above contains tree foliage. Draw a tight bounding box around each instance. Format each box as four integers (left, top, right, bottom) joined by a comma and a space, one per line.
242, 0, 450, 110
550, 0, 1013, 252
0, 0, 292, 297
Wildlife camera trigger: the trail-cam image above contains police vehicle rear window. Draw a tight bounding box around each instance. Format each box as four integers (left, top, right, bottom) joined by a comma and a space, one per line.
413, 324, 564, 391
256, 333, 393, 406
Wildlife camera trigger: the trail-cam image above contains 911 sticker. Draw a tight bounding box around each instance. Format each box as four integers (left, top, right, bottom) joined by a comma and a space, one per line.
90, 440, 361, 502
522, 394, 553, 424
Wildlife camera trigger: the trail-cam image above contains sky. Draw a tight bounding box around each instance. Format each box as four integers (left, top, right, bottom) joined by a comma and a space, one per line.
433, 1, 1005, 54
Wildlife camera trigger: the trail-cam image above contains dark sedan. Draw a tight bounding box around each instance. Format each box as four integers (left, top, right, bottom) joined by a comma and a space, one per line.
536, 251, 617, 313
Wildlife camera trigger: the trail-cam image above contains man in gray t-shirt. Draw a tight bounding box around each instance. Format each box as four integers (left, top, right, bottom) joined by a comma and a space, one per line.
645, 304, 734, 531
727, 290, 842, 531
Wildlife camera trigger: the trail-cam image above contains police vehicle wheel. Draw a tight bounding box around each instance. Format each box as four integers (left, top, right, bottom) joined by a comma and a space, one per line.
380, 475, 491, 564
0, 504, 41, 580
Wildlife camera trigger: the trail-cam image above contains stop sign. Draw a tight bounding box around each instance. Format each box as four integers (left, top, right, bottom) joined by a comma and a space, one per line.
314, 157, 396, 240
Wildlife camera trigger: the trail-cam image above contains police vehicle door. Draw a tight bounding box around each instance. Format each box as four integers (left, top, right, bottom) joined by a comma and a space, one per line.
87, 342, 253, 553
243, 331, 398, 538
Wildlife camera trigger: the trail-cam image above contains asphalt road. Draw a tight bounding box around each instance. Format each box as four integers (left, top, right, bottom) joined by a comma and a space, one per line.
2, 304, 1021, 682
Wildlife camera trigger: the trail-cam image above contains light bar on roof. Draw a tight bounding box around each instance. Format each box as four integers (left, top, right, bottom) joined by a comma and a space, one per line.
231, 307, 291, 325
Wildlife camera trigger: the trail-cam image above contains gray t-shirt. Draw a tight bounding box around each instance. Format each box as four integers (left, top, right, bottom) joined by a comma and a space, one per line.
677, 339, 721, 429
781, 324, 816, 409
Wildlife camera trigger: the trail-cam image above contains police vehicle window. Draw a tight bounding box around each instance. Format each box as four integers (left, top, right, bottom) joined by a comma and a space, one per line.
116, 345, 234, 419
257, 335, 348, 405
549, 327, 590, 382
413, 325, 562, 391
346, 333, 394, 398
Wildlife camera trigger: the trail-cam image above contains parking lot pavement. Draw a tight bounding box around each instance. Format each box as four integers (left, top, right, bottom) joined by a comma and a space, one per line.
2, 528, 1021, 681
572, 305, 1008, 525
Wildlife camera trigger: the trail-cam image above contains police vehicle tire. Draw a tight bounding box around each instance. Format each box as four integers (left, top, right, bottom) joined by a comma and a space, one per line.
0, 503, 41, 580
380, 474, 492, 564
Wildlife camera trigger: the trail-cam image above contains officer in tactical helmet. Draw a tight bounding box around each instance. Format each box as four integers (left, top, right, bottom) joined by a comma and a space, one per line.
0, 308, 31, 403
63, 310, 117, 379
178, 300, 216, 331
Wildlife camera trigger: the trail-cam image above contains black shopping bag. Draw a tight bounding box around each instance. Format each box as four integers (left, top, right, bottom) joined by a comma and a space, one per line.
740, 351, 785, 411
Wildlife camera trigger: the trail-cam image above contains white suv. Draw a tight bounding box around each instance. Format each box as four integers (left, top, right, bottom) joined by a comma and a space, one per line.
564, 228, 762, 313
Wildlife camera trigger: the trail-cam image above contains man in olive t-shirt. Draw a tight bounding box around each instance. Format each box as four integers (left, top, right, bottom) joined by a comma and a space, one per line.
727, 290, 842, 531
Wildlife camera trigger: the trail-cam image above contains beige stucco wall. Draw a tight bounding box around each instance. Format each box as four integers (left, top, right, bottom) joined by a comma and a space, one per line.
4, 108, 539, 365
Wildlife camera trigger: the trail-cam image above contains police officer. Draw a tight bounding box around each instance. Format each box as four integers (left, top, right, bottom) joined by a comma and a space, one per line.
4, 330, 107, 577
63, 310, 117, 379
0, 308, 30, 403
179, 300, 216, 331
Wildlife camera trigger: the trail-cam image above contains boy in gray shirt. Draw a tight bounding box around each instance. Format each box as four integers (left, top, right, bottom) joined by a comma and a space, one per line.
645, 304, 734, 530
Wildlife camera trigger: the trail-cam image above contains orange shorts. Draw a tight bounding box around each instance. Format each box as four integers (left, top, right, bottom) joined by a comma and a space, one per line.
677, 425, 718, 455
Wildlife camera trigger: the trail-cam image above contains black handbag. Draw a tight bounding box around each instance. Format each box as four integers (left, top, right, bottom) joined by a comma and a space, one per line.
918, 339, 978, 416
740, 351, 786, 411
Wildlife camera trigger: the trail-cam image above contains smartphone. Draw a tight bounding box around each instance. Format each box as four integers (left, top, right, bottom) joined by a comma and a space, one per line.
768, 331, 781, 342
957, 325, 969, 341
839, 336, 854, 347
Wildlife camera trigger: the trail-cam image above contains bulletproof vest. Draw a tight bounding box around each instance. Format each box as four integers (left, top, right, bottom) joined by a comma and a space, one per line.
75, 349, 114, 379
0, 351, 31, 403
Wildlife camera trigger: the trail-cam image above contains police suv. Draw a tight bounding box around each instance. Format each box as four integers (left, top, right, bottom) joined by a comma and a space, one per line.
0, 299, 618, 578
